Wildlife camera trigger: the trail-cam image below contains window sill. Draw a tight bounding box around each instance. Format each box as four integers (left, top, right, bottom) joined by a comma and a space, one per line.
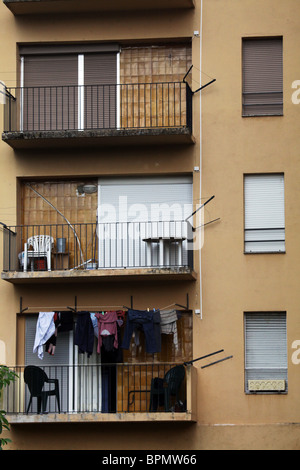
244, 251, 286, 255
242, 113, 284, 118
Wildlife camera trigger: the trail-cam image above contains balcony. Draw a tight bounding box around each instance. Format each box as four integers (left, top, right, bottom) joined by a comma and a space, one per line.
2, 82, 194, 149
2, 363, 197, 423
3, 0, 195, 15
1, 221, 196, 284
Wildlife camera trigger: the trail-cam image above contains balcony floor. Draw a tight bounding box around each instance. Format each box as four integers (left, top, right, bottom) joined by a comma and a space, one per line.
1, 267, 197, 284
8, 411, 196, 424
2, 127, 195, 149
3, 0, 195, 15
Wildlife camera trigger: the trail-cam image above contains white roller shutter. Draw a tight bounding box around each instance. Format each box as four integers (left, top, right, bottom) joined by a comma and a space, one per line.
244, 174, 285, 253
244, 312, 287, 392
97, 176, 193, 268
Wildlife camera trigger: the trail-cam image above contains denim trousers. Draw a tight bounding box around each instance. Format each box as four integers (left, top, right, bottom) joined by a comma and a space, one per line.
122, 309, 161, 353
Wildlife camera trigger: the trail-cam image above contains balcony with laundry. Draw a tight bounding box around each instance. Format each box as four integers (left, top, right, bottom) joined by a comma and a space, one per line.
2, 308, 198, 423
1, 178, 197, 283
3, 0, 195, 16
1, 42, 194, 149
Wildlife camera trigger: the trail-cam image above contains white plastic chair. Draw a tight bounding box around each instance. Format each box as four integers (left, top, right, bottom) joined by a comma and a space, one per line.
23, 235, 54, 272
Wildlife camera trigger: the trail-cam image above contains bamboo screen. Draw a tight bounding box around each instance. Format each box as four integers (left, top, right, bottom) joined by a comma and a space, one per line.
119, 44, 192, 129
21, 181, 98, 269
118, 311, 192, 413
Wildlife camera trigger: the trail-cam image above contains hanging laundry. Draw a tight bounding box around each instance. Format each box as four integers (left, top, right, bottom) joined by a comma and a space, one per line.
122, 309, 161, 354
74, 311, 94, 357
101, 323, 124, 364
95, 311, 119, 354
160, 309, 179, 349
45, 311, 74, 356
33, 312, 55, 360
56, 311, 73, 333
90, 312, 99, 338
46, 312, 59, 355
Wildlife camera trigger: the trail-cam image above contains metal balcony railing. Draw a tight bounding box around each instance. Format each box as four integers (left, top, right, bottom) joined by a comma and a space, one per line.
2, 221, 194, 273
3, 82, 193, 134
2, 363, 189, 415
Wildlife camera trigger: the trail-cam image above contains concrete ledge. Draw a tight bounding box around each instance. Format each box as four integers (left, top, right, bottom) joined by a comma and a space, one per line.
3, 0, 195, 15
8, 411, 196, 424
2, 127, 195, 149
1, 267, 197, 284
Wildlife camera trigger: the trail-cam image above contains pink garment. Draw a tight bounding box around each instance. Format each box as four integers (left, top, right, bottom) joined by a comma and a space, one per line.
95, 311, 118, 353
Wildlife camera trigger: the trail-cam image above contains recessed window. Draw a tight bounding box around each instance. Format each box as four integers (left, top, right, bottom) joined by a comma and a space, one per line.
242, 37, 283, 116
244, 173, 285, 253
244, 312, 287, 393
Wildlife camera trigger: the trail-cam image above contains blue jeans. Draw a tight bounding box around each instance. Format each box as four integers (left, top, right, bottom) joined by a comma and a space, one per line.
122, 309, 161, 353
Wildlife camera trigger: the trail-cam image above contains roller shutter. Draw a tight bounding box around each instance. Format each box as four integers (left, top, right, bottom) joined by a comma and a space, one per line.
244, 174, 285, 253
97, 176, 193, 268
23, 54, 78, 131
84, 53, 117, 129
244, 312, 287, 391
242, 37, 283, 116
21, 46, 118, 131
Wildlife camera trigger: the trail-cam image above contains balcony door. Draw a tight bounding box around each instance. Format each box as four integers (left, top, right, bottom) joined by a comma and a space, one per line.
25, 315, 105, 413
25, 315, 74, 413
20, 44, 119, 132
97, 176, 193, 269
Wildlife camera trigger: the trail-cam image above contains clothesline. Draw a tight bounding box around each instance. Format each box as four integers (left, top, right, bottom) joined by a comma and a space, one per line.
33, 305, 183, 359
19, 302, 191, 314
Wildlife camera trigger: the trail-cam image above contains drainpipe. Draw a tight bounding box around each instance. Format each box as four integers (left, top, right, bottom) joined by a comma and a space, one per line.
199, 0, 203, 319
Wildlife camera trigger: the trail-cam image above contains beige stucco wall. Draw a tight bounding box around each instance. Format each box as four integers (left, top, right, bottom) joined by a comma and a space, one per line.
0, 0, 300, 450
198, 0, 300, 428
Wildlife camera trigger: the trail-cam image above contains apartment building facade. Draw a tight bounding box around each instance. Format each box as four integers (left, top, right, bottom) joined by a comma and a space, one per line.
0, 0, 299, 450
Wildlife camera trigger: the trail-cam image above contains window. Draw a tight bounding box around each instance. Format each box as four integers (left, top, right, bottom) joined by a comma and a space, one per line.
244, 312, 287, 393
97, 176, 193, 269
242, 37, 283, 116
244, 173, 285, 253
19, 44, 119, 131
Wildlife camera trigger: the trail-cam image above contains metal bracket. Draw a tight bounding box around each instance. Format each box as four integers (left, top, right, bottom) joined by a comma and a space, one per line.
183, 65, 216, 94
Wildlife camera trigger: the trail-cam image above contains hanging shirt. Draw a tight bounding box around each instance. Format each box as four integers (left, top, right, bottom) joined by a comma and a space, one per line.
95, 311, 119, 353
160, 309, 179, 349
74, 311, 94, 357
33, 312, 55, 360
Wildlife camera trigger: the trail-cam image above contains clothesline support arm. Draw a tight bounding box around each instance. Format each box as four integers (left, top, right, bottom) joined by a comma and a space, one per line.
184, 349, 224, 365
175, 293, 189, 310
201, 355, 233, 369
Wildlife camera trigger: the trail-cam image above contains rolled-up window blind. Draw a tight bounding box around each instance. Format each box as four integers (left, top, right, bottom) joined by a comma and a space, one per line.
244, 312, 287, 392
242, 37, 283, 116
23, 54, 78, 130
21, 46, 118, 131
244, 173, 285, 253
84, 53, 117, 129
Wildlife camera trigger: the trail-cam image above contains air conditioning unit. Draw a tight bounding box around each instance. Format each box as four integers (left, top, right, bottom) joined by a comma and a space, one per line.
248, 379, 286, 391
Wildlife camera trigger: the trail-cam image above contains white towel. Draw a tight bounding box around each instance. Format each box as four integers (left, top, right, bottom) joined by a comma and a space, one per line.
33, 312, 55, 360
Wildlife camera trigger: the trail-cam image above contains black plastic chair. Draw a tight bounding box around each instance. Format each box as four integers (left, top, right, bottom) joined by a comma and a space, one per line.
149, 365, 185, 412
24, 365, 60, 414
